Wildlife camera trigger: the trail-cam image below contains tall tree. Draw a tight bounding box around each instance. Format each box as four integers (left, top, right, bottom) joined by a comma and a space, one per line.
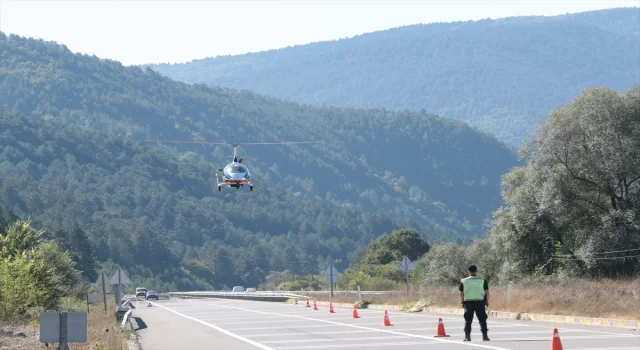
491, 86, 640, 277
360, 228, 431, 265
46, 220, 98, 281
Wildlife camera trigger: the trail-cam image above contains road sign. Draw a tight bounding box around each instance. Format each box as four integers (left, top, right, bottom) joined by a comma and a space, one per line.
397, 256, 416, 297
324, 264, 339, 299
324, 265, 339, 283
398, 256, 416, 271
110, 268, 130, 307
40, 312, 87, 349
110, 268, 131, 285
87, 293, 105, 304
95, 274, 111, 292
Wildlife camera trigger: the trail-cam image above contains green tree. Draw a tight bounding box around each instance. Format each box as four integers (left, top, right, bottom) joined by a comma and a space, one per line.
490, 86, 640, 277
361, 229, 431, 265
47, 221, 98, 281
0, 219, 79, 323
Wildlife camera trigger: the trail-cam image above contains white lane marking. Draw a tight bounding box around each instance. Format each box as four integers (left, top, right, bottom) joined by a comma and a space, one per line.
346, 320, 438, 325
227, 324, 347, 331
414, 330, 593, 336
246, 330, 380, 338
275, 341, 444, 350
386, 309, 640, 336
288, 302, 639, 337
186, 315, 277, 321
564, 346, 640, 350
194, 298, 640, 338
261, 335, 413, 344
491, 334, 638, 341
202, 303, 513, 350
149, 301, 276, 350
261, 339, 335, 344
246, 329, 595, 341
200, 319, 310, 326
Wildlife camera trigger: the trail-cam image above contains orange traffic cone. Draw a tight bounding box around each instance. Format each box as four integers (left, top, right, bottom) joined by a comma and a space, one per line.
329, 302, 335, 313
352, 305, 360, 318
313, 300, 318, 310
383, 310, 392, 326
551, 328, 563, 350
433, 318, 450, 337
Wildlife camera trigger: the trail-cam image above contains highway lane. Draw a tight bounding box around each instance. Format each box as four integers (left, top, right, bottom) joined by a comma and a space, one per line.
130, 299, 272, 350
133, 298, 640, 350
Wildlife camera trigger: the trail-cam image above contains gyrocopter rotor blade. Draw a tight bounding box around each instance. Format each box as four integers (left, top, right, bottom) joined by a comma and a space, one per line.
142, 140, 322, 161
143, 140, 230, 145
142, 140, 321, 146
235, 142, 321, 145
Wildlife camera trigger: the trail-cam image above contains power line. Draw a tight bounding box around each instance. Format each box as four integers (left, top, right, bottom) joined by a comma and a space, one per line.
584, 247, 640, 255
556, 247, 640, 258
554, 254, 640, 261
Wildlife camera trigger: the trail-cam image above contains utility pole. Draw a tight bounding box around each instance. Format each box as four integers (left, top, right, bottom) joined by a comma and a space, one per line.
100, 272, 107, 312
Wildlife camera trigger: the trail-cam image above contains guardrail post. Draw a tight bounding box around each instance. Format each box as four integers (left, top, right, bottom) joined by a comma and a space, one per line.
59, 312, 68, 350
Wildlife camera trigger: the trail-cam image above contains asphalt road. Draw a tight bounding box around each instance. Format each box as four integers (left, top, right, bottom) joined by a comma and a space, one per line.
131, 298, 640, 350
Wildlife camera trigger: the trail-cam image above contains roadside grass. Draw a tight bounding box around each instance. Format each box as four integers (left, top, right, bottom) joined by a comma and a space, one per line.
305, 279, 640, 320
1, 297, 131, 350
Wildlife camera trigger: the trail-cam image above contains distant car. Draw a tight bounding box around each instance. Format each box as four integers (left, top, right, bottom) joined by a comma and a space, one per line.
246, 288, 257, 292
232, 286, 244, 292
146, 290, 159, 300
135, 287, 147, 298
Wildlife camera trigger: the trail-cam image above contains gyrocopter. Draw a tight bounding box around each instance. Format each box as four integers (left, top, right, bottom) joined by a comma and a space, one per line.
144, 140, 319, 192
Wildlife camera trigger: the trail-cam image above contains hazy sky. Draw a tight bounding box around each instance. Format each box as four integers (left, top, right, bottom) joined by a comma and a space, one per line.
1, 0, 637, 66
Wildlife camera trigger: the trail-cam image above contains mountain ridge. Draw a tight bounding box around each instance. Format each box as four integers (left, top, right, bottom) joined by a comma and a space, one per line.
0, 32, 519, 241
145, 7, 640, 146
0, 106, 425, 289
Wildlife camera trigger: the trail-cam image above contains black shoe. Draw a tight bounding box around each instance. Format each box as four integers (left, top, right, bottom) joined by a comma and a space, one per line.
482, 332, 490, 341
464, 331, 471, 341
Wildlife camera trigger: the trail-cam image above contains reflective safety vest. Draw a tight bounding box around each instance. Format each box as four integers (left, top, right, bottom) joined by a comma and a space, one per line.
461, 276, 485, 301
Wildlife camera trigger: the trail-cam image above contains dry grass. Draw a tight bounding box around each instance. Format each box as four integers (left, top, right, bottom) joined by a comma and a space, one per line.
308, 279, 640, 320
0, 298, 132, 350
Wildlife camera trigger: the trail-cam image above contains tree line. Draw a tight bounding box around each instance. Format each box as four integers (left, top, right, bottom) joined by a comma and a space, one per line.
281, 86, 640, 291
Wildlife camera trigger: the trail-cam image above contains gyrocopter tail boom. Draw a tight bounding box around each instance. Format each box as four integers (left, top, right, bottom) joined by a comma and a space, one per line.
143, 139, 321, 192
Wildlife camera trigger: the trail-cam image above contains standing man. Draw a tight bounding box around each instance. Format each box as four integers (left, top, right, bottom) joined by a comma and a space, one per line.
459, 265, 489, 341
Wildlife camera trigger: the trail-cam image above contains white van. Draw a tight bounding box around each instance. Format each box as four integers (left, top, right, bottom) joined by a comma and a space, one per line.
232, 286, 244, 292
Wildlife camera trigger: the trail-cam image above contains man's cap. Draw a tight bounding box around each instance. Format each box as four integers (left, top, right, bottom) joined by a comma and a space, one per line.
468, 265, 477, 272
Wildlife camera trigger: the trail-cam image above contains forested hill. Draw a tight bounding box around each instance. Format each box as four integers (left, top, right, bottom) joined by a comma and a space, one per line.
0, 32, 518, 239
0, 108, 414, 290
147, 7, 640, 146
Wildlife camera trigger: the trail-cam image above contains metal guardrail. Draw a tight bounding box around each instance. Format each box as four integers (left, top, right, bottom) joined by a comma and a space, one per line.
121, 309, 132, 327
170, 291, 302, 297
167, 290, 392, 303
168, 291, 305, 302
169, 290, 390, 296
279, 290, 391, 296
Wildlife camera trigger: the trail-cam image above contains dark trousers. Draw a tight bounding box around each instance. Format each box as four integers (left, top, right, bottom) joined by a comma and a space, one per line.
463, 301, 488, 333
